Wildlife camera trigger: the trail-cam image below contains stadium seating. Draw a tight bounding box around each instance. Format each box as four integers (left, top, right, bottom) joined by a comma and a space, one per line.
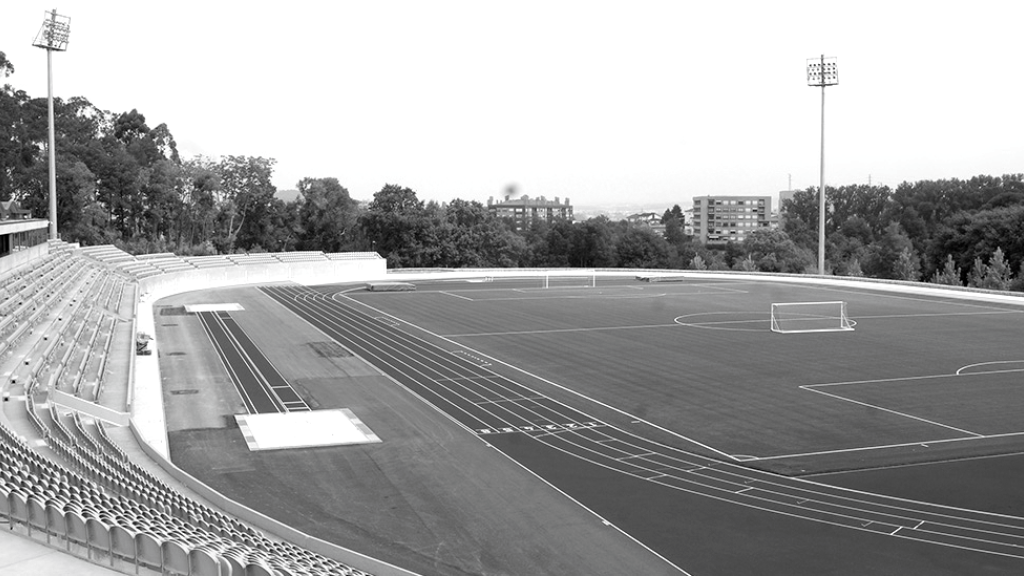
0, 245, 378, 576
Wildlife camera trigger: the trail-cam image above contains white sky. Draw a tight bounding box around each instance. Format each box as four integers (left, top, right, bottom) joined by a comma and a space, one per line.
3, 1, 1022, 208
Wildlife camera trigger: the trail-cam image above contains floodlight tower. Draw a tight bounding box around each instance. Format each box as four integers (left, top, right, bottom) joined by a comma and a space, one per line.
33, 9, 71, 241
807, 55, 837, 275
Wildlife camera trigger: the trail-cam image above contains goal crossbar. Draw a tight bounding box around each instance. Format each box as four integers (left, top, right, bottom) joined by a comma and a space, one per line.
770, 301, 854, 334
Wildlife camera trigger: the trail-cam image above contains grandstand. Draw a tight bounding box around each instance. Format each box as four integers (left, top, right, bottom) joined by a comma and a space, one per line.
0, 241, 393, 575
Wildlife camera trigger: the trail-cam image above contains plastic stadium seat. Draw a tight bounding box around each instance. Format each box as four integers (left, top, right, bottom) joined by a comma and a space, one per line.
221, 547, 248, 576
162, 539, 191, 576
0, 483, 10, 526
45, 501, 68, 548
86, 516, 113, 565
244, 557, 276, 576
190, 545, 223, 576
9, 490, 30, 533
27, 494, 48, 541
109, 524, 138, 567
218, 555, 236, 576
64, 509, 89, 553
135, 532, 163, 573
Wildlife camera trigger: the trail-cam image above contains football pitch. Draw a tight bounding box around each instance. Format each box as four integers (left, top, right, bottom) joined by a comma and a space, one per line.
346, 276, 1024, 470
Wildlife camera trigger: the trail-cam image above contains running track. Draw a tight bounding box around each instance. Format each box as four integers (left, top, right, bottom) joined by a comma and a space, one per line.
197, 310, 310, 414
261, 285, 1024, 572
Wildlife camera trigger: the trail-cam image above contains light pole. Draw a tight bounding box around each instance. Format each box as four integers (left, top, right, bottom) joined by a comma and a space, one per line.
32, 9, 71, 241
807, 55, 837, 275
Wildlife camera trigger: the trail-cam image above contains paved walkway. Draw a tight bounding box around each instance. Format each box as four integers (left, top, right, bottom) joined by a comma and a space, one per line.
0, 529, 121, 576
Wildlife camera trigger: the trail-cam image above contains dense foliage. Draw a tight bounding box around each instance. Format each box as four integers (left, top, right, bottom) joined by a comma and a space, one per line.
781, 177, 1024, 289
1, 50, 1020, 289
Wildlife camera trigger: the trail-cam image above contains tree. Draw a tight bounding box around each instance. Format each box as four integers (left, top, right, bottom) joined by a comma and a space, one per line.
296, 177, 359, 252
218, 155, 278, 251
615, 227, 669, 269
661, 204, 684, 224
893, 247, 921, 281
179, 156, 220, 247
968, 257, 988, 289
742, 229, 813, 273
780, 187, 820, 250
569, 217, 616, 267
930, 255, 963, 286
0, 52, 14, 79
358, 184, 429, 267
862, 222, 917, 280
975, 247, 1012, 290
829, 184, 891, 235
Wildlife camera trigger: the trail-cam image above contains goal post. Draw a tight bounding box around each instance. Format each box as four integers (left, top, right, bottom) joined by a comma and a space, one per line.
770, 301, 854, 334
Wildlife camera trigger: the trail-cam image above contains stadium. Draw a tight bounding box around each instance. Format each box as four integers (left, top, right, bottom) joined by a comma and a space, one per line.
3, 223, 1024, 576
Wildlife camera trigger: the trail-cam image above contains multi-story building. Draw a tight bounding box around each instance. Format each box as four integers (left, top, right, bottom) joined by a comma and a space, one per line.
487, 195, 573, 229
691, 195, 772, 244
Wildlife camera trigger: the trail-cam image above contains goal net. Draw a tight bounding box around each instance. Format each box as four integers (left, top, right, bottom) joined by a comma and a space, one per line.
770, 301, 854, 334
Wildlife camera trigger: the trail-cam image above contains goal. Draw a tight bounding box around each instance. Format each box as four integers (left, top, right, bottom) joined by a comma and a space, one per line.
770, 301, 854, 334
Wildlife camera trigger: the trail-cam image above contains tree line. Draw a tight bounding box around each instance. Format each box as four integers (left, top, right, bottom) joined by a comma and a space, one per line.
781, 177, 1024, 290
2, 50, 1021, 289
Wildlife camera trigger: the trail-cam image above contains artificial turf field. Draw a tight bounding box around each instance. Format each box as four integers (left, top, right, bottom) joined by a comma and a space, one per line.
158, 275, 1024, 575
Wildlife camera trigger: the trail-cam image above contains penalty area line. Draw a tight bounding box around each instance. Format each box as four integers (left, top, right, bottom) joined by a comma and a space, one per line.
800, 385, 983, 438
748, 430, 1024, 463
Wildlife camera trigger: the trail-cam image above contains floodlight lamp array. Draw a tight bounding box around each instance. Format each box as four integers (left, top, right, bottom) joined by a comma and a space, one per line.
33, 10, 71, 52
806, 57, 838, 87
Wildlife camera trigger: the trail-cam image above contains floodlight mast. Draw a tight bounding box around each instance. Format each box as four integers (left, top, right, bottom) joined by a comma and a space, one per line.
32, 9, 71, 241
807, 55, 838, 275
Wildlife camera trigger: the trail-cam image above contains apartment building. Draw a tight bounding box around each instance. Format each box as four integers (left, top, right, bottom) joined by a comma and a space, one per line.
691, 195, 772, 244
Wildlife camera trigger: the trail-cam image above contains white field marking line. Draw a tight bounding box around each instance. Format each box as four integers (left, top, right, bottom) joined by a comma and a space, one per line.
957, 361, 1024, 376
618, 452, 658, 461
468, 288, 752, 301
544, 430, 1024, 556
439, 291, 473, 301
854, 310, 1023, 321
239, 336, 312, 412
308, 289, 592, 436
264, 287, 499, 438
337, 285, 1024, 536
270, 286, 527, 438
429, 285, 749, 299
674, 318, 766, 326
752, 430, 1024, 463
346, 295, 739, 461
459, 292, 669, 302
196, 311, 256, 415
314, 299, 605, 433
806, 366, 1024, 390
472, 396, 546, 406
432, 374, 505, 383
802, 449, 1024, 477
789, 282, 1024, 313
805, 371, 960, 389
208, 311, 279, 411
213, 312, 294, 413
802, 385, 983, 437
276, 288, 504, 432
470, 432, 695, 575
443, 322, 682, 339
342, 293, 732, 470
533, 434, 927, 547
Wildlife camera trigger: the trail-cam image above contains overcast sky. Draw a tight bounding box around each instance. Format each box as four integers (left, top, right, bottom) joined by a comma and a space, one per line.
3, 1, 1022, 208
